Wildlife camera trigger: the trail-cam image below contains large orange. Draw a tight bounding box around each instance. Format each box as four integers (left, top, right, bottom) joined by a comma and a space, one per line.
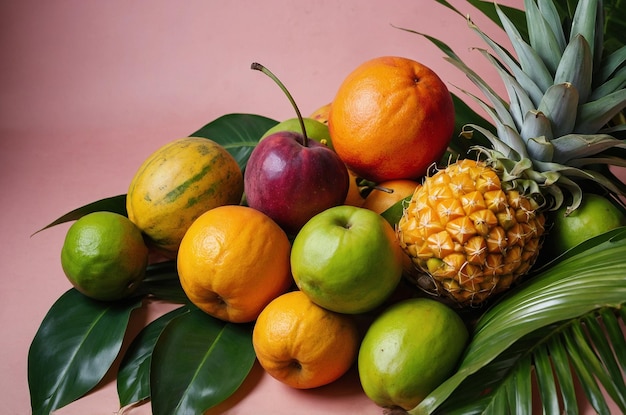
328, 56, 454, 183
252, 290, 360, 389
177, 205, 292, 323
361, 179, 420, 215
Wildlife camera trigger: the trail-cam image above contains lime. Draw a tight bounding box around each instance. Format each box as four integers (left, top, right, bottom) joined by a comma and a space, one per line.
358, 298, 469, 410
547, 193, 626, 254
61, 211, 149, 301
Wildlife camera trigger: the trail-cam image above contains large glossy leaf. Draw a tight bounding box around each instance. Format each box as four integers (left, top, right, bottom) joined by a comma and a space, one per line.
380, 195, 412, 226
117, 305, 189, 407
33, 194, 127, 235
28, 289, 142, 415
431, 306, 626, 414
133, 260, 190, 304
34, 114, 277, 236
411, 227, 626, 414
190, 113, 278, 171
150, 307, 256, 415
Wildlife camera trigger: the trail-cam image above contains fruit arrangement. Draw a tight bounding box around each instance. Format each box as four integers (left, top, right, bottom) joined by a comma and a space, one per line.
29, 1, 626, 414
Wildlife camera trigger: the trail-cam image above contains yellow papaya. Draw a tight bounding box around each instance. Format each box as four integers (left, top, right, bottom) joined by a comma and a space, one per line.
127, 137, 243, 257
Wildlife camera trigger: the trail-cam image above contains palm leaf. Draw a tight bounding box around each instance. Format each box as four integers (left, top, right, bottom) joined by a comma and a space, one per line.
410, 227, 626, 414
429, 308, 626, 414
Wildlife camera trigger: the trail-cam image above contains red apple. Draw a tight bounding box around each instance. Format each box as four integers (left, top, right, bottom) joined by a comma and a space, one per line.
244, 131, 349, 235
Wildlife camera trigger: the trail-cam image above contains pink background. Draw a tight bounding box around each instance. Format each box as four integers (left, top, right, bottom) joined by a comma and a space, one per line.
1, 1, 619, 414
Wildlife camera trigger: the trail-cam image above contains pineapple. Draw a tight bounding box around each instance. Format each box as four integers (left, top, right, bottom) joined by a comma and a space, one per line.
397, 0, 626, 307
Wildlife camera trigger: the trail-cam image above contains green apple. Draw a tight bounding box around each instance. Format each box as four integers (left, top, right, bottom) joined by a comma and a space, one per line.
546, 193, 626, 255
358, 298, 469, 410
261, 117, 333, 150
290, 205, 403, 314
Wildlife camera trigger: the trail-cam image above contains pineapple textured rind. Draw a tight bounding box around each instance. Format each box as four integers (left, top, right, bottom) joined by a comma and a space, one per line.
397, 159, 546, 307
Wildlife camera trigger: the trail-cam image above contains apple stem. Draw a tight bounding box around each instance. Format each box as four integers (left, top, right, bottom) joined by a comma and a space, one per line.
251, 62, 309, 147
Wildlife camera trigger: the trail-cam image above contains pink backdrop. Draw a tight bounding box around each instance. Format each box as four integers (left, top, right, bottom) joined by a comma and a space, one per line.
1, 1, 617, 414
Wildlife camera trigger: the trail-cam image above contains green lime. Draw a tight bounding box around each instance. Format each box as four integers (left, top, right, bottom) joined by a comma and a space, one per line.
358, 298, 469, 410
61, 211, 149, 301
547, 193, 626, 255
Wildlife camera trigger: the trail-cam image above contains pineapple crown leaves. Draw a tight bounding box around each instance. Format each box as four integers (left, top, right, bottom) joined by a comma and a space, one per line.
438, 0, 626, 214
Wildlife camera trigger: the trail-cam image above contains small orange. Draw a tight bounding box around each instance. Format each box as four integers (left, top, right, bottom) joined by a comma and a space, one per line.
361, 179, 421, 215
343, 168, 365, 207
177, 205, 292, 323
361, 179, 422, 281
252, 290, 360, 389
329, 56, 454, 183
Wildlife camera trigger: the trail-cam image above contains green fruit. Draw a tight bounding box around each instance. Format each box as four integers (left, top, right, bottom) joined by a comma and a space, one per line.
290, 205, 403, 314
358, 298, 469, 410
547, 193, 626, 254
261, 117, 333, 149
61, 211, 149, 301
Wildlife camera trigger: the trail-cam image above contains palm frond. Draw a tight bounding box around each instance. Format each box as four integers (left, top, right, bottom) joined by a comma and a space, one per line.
429, 307, 626, 415
410, 228, 626, 415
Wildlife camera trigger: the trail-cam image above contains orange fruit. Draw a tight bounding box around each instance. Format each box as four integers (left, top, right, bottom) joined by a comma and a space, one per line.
177, 205, 292, 323
309, 102, 332, 125
344, 168, 365, 207
361, 179, 420, 214
328, 56, 454, 183
252, 290, 360, 389
360, 179, 422, 281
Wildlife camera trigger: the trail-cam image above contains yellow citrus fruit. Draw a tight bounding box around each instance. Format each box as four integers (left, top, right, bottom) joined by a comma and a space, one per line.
127, 137, 243, 257
252, 290, 360, 389
361, 179, 420, 214
358, 298, 469, 410
309, 102, 332, 125
60, 211, 149, 301
177, 205, 292, 323
329, 56, 454, 183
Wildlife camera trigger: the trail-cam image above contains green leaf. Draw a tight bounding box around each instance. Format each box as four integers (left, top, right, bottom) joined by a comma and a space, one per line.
604, 0, 626, 54
547, 334, 578, 414
533, 343, 559, 414
33, 114, 277, 236
432, 308, 626, 414
190, 113, 278, 171
380, 195, 412, 226
447, 94, 494, 157
434, 0, 528, 40
117, 306, 189, 407
134, 261, 190, 304
411, 227, 626, 414
150, 307, 256, 415
28, 289, 142, 415
563, 323, 612, 415
33, 194, 127, 235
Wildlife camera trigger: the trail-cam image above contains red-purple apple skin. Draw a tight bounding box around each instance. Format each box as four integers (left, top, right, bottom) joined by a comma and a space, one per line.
244, 131, 350, 235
